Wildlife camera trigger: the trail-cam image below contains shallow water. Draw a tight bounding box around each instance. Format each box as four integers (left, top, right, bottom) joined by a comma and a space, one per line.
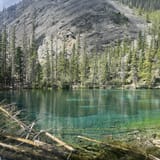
1, 89, 160, 140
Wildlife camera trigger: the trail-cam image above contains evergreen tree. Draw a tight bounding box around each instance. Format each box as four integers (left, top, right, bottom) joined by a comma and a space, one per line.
79, 38, 89, 86
0, 31, 3, 83
75, 34, 80, 83
22, 17, 28, 85
15, 47, 24, 85
98, 52, 108, 85
131, 45, 138, 87
90, 49, 98, 86
11, 26, 16, 87
54, 35, 58, 84
70, 43, 76, 84
50, 34, 54, 85
29, 11, 39, 87
140, 40, 153, 87
57, 38, 69, 86
138, 32, 146, 72
106, 47, 111, 82
1, 25, 7, 86
43, 41, 51, 86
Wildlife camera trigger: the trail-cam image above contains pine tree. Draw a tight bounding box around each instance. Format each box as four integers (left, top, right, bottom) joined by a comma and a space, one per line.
106, 47, 111, 82
22, 17, 28, 85
98, 52, 108, 85
115, 41, 122, 81
57, 38, 69, 86
11, 26, 16, 87
1, 25, 7, 86
90, 49, 98, 87
50, 34, 54, 85
120, 40, 130, 85
140, 40, 153, 87
131, 44, 138, 88
79, 38, 89, 86
29, 10, 39, 87
70, 43, 76, 84
138, 32, 146, 72
54, 35, 58, 84
15, 47, 24, 85
75, 34, 80, 84
0, 31, 3, 83
43, 41, 51, 87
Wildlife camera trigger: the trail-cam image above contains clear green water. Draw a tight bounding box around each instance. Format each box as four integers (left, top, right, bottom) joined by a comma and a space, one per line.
1, 89, 160, 140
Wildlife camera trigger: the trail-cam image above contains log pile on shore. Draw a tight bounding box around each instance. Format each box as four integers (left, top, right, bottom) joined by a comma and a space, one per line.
0, 104, 160, 160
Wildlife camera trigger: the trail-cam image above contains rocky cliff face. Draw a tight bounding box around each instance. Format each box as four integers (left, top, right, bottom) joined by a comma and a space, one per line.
0, 0, 147, 54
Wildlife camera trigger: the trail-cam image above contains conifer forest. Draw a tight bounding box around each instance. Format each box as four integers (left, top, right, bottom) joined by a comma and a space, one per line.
0, 0, 160, 89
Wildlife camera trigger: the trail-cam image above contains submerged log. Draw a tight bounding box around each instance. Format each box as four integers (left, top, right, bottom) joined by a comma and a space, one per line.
77, 135, 102, 144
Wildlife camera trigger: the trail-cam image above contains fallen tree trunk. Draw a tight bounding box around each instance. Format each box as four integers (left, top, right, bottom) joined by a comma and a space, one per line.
77, 135, 151, 160
6, 135, 46, 147
0, 134, 70, 160
0, 106, 27, 130
0, 141, 64, 160
149, 154, 160, 160
45, 132, 75, 152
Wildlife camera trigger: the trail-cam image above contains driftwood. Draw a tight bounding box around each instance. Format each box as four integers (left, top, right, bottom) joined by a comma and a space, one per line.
152, 140, 160, 148
0, 142, 22, 152
0, 141, 64, 160
6, 135, 46, 147
26, 122, 35, 139
0, 106, 27, 130
149, 154, 160, 160
77, 135, 151, 160
45, 132, 75, 152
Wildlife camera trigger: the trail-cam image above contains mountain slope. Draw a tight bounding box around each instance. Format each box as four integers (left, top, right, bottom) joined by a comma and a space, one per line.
0, 0, 147, 51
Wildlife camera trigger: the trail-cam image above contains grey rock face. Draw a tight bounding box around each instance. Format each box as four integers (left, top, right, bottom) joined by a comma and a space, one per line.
0, 0, 147, 52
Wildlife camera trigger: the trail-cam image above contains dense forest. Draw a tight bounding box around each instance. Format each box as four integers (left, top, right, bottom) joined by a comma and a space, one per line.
119, 0, 160, 10
0, 0, 160, 89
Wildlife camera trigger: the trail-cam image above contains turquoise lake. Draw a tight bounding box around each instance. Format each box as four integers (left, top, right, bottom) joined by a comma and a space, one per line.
1, 89, 160, 140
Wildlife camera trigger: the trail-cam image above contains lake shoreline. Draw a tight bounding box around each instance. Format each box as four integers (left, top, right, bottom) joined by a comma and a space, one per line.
1, 83, 160, 90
